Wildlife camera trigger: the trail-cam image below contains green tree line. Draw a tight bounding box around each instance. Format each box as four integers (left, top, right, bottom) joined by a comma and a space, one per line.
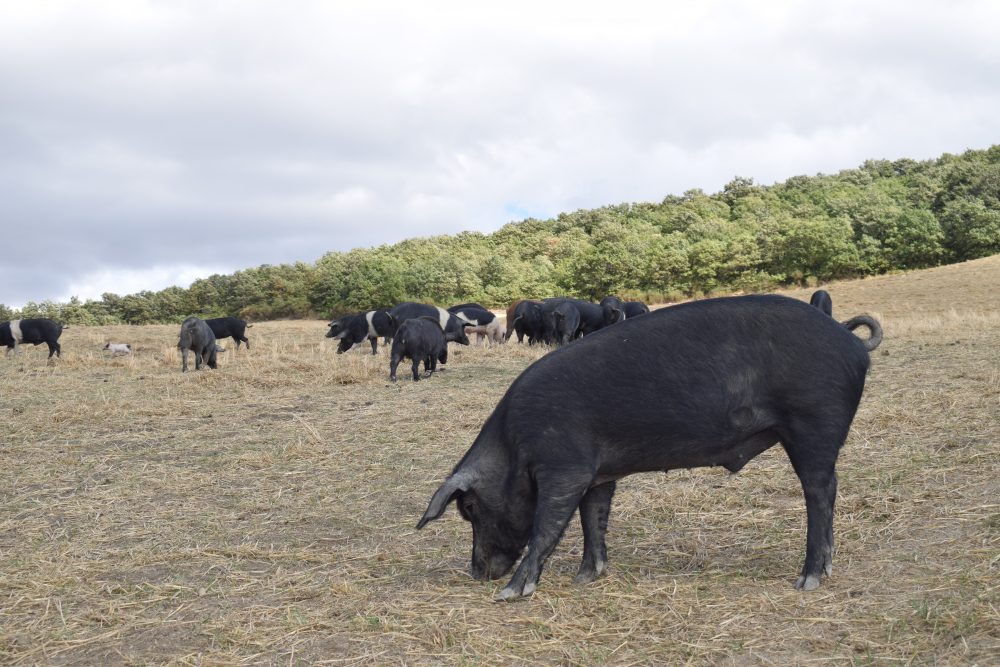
4, 146, 1000, 325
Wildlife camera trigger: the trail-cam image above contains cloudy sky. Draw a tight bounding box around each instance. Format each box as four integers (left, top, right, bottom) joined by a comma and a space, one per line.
2, 1, 998, 307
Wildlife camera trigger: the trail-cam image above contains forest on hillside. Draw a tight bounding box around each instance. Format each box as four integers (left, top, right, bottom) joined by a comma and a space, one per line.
4, 145, 1000, 325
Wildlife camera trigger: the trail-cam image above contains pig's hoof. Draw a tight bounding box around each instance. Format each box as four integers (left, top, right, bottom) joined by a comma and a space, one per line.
794, 574, 821, 591
494, 582, 535, 601
574, 559, 606, 584
494, 587, 519, 602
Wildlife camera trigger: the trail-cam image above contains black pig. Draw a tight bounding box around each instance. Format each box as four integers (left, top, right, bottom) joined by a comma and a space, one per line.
389, 317, 447, 382
178, 317, 218, 372
205, 317, 252, 350
417, 294, 882, 600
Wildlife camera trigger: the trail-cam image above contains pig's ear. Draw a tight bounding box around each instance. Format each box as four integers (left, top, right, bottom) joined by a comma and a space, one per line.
416, 471, 474, 529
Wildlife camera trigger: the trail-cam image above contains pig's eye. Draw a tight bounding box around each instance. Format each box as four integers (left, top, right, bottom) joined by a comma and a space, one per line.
458, 497, 478, 520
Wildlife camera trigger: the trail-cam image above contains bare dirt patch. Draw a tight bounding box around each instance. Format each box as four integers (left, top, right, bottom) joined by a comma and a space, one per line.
1, 256, 998, 664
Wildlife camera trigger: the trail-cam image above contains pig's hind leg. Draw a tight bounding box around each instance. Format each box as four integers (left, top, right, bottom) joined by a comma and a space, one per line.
574, 481, 617, 584
781, 420, 847, 591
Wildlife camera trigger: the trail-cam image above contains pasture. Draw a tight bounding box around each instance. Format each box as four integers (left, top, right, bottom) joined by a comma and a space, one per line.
2, 256, 998, 665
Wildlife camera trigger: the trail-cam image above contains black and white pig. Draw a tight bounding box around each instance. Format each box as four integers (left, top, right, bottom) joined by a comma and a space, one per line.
327, 309, 393, 354
388, 302, 472, 345
1, 318, 64, 358
417, 294, 882, 600
448, 305, 504, 345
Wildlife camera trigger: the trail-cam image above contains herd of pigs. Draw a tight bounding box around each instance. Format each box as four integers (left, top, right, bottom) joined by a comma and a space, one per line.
2, 289, 884, 600
324, 297, 652, 382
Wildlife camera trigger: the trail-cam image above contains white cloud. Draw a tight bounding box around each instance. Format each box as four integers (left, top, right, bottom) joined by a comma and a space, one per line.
2, 0, 999, 305
55, 265, 233, 306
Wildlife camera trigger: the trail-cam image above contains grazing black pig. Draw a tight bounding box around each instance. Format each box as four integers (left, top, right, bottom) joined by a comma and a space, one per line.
178, 317, 218, 372
205, 317, 252, 349
550, 300, 582, 345
541, 298, 619, 344
417, 294, 882, 600
1, 318, 64, 358
389, 317, 447, 382
809, 290, 833, 317
570, 298, 621, 333
624, 301, 650, 318
506, 300, 543, 345
599, 296, 627, 325
539, 299, 572, 344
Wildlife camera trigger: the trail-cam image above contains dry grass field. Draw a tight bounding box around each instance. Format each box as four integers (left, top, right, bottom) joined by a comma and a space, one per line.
1, 256, 998, 665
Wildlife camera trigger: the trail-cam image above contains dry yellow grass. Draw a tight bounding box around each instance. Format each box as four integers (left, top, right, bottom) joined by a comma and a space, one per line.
1, 256, 999, 665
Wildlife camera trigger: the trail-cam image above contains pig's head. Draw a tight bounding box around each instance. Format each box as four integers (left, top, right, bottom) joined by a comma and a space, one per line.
417, 467, 534, 580
602, 304, 625, 326
326, 318, 348, 340
443, 317, 473, 346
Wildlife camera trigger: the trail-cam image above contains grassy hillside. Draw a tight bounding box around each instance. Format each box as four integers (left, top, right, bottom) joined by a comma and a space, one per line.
1, 256, 998, 663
